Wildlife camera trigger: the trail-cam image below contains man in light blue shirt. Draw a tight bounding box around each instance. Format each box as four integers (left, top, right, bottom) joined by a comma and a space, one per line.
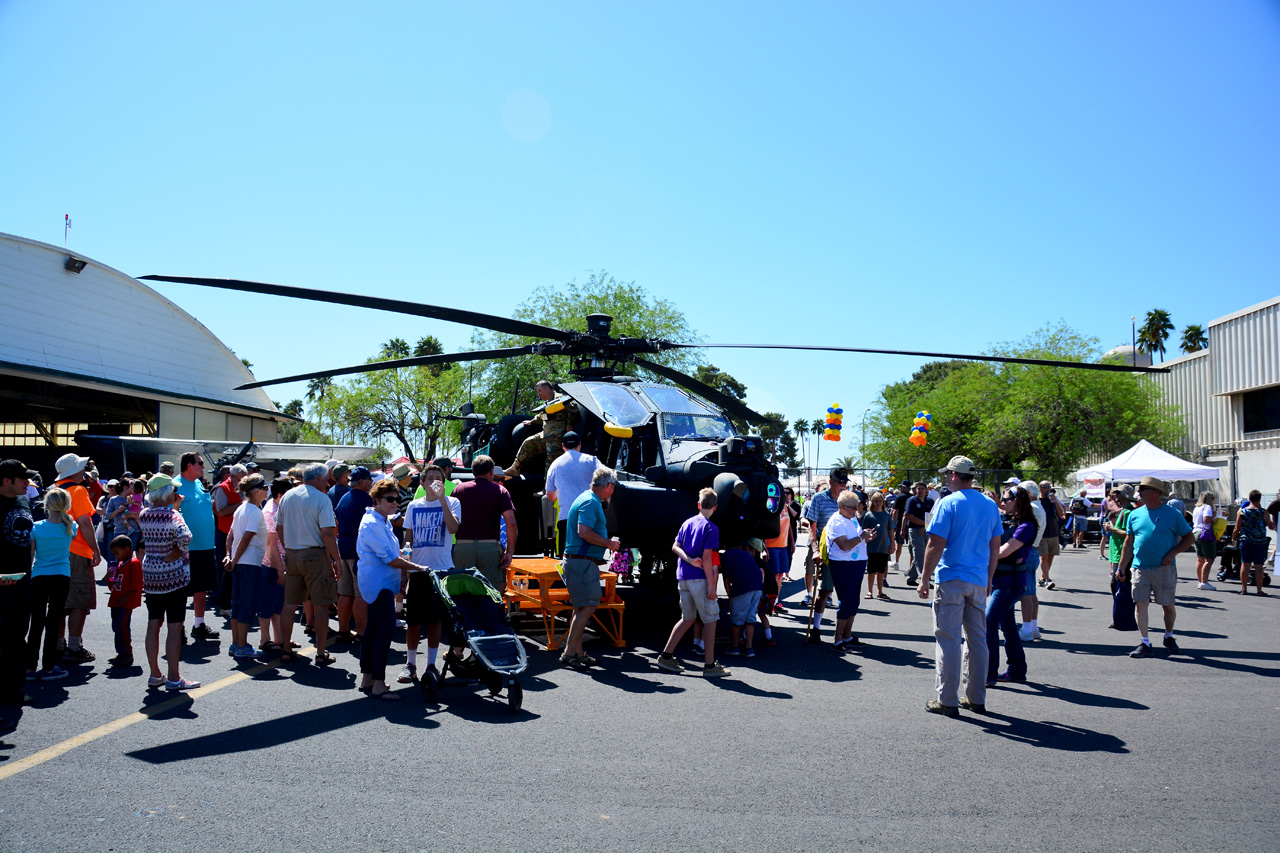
919, 456, 1002, 717
174, 452, 219, 640
1119, 476, 1194, 658
545, 432, 599, 557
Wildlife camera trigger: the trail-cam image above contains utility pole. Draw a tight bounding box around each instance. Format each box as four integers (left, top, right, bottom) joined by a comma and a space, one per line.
861, 407, 870, 466
1131, 316, 1137, 367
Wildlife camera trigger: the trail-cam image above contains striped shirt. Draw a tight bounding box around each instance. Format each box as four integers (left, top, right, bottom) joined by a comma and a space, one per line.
139, 505, 192, 593
803, 489, 841, 538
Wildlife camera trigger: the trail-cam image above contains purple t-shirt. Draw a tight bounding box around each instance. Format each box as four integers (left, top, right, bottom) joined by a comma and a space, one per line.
1006, 521, 1036, 566
675, 514, 719, 581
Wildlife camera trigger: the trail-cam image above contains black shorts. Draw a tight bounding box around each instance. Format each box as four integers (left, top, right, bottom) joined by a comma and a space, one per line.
188, 549, 218, 594
145, 588, 188, 624
867, 552, 890, 574
404, 571, 445, 627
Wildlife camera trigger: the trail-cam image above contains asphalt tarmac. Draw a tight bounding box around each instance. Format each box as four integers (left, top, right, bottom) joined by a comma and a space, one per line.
1, 541, 1276, 852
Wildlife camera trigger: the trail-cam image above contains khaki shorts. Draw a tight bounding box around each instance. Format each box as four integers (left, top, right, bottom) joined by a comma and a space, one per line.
65, 553, 98, 611
337, 557, 361, 599
1132, 564, 1177, 607
284, 548, 338, 608
678, 578, 721, 623
453, 541, 505, 591
1038, 537, 1061, 557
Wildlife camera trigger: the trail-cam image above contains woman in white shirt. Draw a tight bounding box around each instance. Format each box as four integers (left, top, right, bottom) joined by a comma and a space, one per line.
820, 491, 878, 650
224, 474, 270, 659
1191, 491, 1218, 591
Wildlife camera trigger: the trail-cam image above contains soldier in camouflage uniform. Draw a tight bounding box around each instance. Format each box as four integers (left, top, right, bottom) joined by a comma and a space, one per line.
505, 380, 579, 478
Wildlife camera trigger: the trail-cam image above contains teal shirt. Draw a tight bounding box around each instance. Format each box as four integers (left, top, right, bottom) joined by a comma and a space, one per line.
564, 491, 608, 561
31, 519, 74, 577
1127, 504, 1191, 568
175, 476, 215, 551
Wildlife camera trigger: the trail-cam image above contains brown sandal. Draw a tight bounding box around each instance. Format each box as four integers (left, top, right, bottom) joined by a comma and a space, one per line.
315, 651, 336, 667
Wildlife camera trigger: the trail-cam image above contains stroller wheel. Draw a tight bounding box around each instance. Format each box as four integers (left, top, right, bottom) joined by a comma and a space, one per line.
420, 668, 439, 703
507, 678, 522, 714
486, 671, 503, 695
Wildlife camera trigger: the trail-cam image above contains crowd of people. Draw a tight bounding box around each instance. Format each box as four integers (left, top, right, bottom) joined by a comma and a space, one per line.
0, 443, 1276, 730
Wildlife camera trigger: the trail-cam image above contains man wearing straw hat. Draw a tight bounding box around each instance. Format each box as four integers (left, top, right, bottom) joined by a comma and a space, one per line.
1118, 476, 1194, 658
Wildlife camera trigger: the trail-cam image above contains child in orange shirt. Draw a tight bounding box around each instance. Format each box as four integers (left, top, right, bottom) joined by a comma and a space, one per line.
107, 535, 143, 667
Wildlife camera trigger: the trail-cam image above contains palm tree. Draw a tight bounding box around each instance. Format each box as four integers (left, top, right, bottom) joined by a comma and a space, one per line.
306, 377, 333, 436
1138, 309, 1175, 363
1179, 324, 1208, 354
810, 418, 825, 482
791, 419, 809, 476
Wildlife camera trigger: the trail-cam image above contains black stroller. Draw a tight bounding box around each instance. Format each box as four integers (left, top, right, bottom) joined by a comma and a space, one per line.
421, 568, 528, 713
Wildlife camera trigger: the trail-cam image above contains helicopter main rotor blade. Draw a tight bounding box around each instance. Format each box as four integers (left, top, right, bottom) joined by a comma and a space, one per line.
671, 343, 1171, 374
234, 345, 537, 390
138, 275, 573, 342
632, 357, 766, 426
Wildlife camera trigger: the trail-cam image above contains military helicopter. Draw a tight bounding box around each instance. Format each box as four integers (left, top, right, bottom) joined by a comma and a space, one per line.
138, 274, 1168, 581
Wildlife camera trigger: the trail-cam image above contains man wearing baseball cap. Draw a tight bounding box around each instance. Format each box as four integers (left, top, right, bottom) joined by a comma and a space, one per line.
1117, 476, 1194, 658
918, 455, 1003, 717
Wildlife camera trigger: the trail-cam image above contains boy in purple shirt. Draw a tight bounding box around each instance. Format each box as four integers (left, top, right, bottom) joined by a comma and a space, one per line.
656, 489, 730, 677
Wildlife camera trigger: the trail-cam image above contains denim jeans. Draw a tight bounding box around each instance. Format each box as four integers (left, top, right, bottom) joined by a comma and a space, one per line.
986, 571, 1026, 680
111, 606, 134, 658
907, 529, 928, 579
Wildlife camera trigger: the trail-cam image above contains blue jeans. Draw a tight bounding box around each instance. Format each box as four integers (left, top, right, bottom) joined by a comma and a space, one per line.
111, 606, 134, 658
986, 571, 1027, 681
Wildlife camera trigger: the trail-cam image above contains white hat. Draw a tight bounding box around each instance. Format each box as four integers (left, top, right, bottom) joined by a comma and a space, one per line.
325, 459, 341, 470
54, 453, 89, 482
1002, 476, 1021, 485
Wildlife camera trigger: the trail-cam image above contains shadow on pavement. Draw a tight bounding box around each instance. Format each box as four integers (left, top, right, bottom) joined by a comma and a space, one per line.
998, 681, 1148, 710
127, 693, 440, 763
963, 713, 1130, 753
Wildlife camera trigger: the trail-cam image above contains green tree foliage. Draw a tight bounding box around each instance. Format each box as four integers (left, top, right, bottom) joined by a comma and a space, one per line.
862, 323, 1184, 482
312, 339, 468, 461
1179, 324, 1208, 354
1138, 309, 1175, 363
756, 412, 799, 467
694, 365, 747, 402
468, 271, 705, 419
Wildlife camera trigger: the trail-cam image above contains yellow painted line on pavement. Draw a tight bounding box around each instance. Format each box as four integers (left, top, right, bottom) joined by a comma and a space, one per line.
0, 645, 317, 782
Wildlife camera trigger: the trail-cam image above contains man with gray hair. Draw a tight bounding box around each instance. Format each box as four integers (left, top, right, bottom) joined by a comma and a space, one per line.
559, 466, 621, 667
276, 462, 342, 665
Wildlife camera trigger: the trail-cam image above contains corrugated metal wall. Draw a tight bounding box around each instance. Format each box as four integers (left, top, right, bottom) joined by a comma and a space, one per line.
1210, 296, 1280, 395
1154, 351, 1234, 452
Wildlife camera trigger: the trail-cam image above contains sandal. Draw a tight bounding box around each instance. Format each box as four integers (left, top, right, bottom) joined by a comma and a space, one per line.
864, 593, 874, 600
259, 641, 282, 653
877, 593, 891, 600
315, 652, 336, 667
370, 688, 401, 701
279, 651, 301, 663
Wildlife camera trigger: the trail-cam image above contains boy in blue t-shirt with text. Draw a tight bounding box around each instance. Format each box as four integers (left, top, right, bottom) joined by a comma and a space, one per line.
656, 488, 730, 677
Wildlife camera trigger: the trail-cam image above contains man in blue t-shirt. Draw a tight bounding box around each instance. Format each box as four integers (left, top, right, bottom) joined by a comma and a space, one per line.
657, 488, 729, 677
175, 452, 219, 640
561, 467, 620, 667
919, 456, 1002, 717
1119, 476, 1194, 658
334, 467, 374, 640
901, 481, 935, 586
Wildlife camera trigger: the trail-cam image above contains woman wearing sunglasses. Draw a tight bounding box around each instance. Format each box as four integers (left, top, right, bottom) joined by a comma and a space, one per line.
985, 488, 1040, 686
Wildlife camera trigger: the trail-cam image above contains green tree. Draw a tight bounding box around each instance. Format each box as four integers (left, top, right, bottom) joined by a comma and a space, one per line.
1138, 309, 1175, 363
1179, 324, 1208, 354
694, 365, 747, 402
468, 271, 705, 419
314, 344, 468, 461
863, 323, 1184, 482
756, 412, 798, 467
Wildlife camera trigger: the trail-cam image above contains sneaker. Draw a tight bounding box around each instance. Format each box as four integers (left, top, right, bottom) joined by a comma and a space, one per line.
165, 678, 200, 692
997, 671, 1027, 683
1032, 629, 1041, 641
1162, 636, 1183, 655
959, 698, 987, 714
1037, 578, 1047, 587
234, 645, 263, 660
702, 662, 730, 677
1045, 580, 1055, 591
745, 648, 756, 658
727, 646, 741, 656
802, 594, 813, 606
655, 655, 685, 673
227, 643, 241, 658
1129, 642, 1154, 658
846, 634, 864, 647
36, 666, 68, 681
1197, 582, 1216, 591
395, 619, 407, 629
832, 639, 848, 651
107, 655, 134, 668
925, 699, 959, 717
61, 647, 95, 663
147, 675, 166, 688
1018, 626, 1035, 643
905, 576, 919, 587
758, 637, 777, 647
807, 628, 823, 644
691, 643, 705, 656
191, 624, 218, 640
890, 560, 899, 569
25, 671, 36, 681
397, 664, 417, 684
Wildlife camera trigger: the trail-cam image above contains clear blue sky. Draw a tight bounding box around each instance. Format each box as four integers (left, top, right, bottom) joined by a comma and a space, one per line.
3, 2, 1277, 459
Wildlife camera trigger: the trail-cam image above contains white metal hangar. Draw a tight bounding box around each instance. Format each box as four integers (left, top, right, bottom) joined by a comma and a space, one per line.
1153, 294, 1280, 501
0, 232, 289, 478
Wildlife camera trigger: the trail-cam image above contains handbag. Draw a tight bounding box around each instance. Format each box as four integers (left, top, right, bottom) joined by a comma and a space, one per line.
1111, 575, 1138, 631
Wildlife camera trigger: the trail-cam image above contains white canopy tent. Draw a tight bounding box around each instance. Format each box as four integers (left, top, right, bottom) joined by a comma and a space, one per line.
1074, 439, 1220, 483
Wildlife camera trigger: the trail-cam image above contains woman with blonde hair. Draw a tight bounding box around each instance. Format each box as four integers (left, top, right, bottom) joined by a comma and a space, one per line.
26, 487, 76, 681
